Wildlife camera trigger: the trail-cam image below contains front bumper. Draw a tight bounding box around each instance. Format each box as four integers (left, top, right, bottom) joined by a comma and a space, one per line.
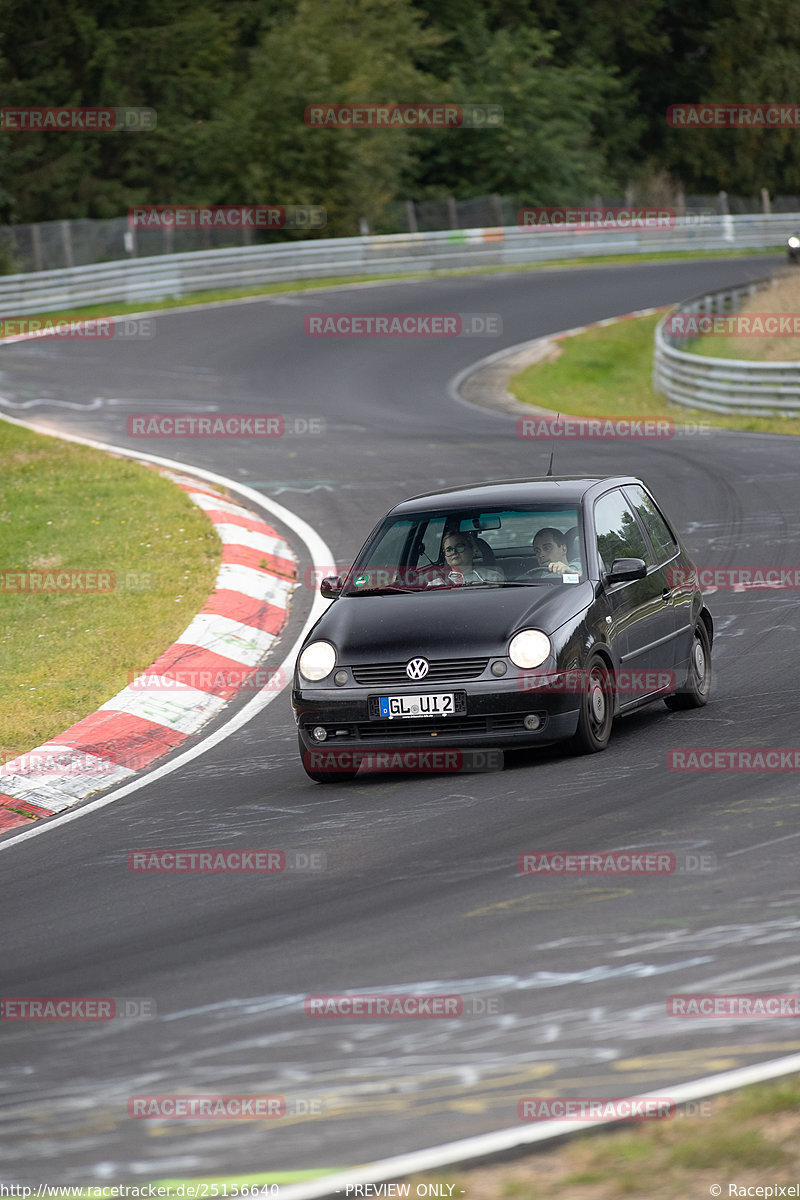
293, 674, 581, 750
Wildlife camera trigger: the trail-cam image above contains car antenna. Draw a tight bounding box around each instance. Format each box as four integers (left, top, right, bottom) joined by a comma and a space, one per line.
545, 413, 560, 477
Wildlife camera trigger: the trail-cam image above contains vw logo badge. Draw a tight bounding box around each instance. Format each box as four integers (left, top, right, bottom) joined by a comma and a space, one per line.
406, 657, 429, 680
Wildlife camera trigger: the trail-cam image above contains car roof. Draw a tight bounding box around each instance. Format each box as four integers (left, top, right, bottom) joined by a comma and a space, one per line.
390, 476, 645, 515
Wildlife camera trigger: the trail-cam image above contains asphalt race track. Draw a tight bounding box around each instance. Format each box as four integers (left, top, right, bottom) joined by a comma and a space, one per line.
3, 256, 800, 1183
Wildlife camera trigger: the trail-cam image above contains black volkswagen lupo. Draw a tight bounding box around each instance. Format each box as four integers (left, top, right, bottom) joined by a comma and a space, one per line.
292, 476, 712, 782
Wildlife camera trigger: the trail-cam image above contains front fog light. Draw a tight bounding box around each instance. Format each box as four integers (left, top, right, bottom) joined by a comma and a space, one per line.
491, 660, 507, 677
312, 726, 328, 742
509, 629, 551, 670
298, 641, 336, 681
524, 714, 542, 731
334, 670, 348, 686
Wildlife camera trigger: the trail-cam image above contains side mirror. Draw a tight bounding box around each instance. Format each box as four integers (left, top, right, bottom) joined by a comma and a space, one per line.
320, 575, 343, 599
606, 557, 646, 584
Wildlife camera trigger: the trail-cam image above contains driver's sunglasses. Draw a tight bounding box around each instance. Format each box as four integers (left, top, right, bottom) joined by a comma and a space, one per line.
444, 542, 468, 555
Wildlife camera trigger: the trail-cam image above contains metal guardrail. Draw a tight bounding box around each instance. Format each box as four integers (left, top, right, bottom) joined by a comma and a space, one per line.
653, 273, 800, 416
1, 213, 798, 317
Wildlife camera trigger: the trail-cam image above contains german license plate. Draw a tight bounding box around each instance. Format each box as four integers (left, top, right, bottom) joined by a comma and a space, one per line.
378, 694, 455, 719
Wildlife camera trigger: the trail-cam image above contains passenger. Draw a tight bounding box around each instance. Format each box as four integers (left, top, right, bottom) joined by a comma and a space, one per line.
439, 531, 504, 584
531, 527, 581, 576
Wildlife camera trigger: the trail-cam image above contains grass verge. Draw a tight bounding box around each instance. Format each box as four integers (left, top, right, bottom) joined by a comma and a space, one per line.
1, 245, 784, 331
0, 420, 220, 762
508, 311, 800, 436
410, 1073, 800, 1198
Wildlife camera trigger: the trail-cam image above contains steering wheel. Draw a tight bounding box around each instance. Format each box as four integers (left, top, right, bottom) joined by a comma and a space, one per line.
418, 564, 461, 587
521, 564, 554, 579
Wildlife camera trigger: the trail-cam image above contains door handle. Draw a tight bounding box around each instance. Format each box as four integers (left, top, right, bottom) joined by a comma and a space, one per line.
661, 588, 672, 605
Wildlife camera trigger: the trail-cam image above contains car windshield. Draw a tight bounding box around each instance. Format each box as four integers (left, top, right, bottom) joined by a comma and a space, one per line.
342, 505, 584, 594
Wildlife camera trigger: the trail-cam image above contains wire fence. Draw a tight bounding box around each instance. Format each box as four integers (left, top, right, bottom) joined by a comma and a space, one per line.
2, 192, 797, 275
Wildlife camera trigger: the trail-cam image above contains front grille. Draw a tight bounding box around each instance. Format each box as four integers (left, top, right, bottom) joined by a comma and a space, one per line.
351, 657, 489, 686
357, 716, 490, 740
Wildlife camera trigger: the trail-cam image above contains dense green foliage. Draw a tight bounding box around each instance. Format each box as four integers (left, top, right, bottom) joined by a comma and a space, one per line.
1, 0, 799, 233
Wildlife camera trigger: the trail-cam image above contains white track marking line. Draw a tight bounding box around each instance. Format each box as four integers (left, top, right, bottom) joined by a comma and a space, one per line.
0, 413, 333, 852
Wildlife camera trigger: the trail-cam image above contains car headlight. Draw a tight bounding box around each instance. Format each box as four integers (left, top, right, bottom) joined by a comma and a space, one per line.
298, 640, 337, 681
789, 236, 800, 248
508, 629, 551, 670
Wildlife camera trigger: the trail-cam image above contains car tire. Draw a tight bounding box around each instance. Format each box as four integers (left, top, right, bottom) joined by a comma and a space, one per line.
299, 736, 360, 783
664, 621, 711, 710
568, 654, 614, 754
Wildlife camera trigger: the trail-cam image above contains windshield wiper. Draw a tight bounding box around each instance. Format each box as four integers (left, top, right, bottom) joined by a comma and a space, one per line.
344, 585, 417, 595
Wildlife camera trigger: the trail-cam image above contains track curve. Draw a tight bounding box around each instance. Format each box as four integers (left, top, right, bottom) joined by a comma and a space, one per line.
2, 256, 800, 1182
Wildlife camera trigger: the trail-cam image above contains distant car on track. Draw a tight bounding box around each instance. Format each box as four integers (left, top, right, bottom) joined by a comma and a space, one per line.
292, 476, 713, 782
788, 233, 800, 263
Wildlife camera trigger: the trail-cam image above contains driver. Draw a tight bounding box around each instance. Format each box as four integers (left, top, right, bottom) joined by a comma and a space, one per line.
438, 531, 504, 585
531, 527, 581, 576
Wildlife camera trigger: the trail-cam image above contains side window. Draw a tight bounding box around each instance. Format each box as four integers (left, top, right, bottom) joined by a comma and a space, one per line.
624, 485, 679, 566
594, 490, 650, 572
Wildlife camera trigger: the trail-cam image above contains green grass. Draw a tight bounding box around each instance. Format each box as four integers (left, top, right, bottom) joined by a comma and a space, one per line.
410, 1073, 800, 1198
508, 311, 800, 436
0, 420, 220, 762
